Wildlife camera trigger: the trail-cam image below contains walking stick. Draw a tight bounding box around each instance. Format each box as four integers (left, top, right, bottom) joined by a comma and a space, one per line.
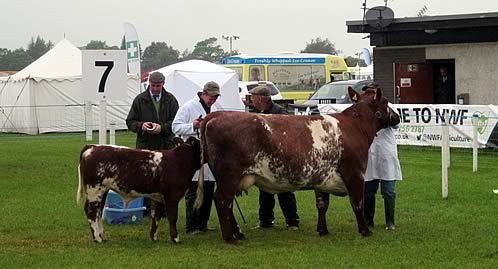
234, 197, 246, 224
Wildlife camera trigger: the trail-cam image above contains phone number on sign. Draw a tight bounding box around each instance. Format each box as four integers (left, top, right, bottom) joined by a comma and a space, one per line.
398, 125, 425, 133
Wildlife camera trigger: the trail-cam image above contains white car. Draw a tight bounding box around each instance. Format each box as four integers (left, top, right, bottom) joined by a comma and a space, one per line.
238, 81, 283, 105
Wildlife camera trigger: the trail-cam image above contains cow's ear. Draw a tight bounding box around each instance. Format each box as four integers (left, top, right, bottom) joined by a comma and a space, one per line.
374, 88, 383, 102
348, 86, 360, 103
173, 137, 184, 147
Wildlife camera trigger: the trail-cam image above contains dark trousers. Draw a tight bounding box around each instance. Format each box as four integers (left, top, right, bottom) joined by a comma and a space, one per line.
185, 180, 215, 231
259, 190, 300, 227
364, 180, 396, 226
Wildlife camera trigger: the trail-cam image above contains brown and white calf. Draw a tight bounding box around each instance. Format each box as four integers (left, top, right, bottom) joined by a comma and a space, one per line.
195, 87, 399, 243
77, 137, 200, 243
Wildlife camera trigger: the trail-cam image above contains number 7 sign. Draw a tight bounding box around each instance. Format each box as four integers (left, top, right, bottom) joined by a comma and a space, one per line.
82, 50, 127, 101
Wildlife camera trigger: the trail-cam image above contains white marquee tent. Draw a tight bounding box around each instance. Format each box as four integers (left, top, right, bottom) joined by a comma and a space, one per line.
0, 39, 139, 134
153, 60, 244, 111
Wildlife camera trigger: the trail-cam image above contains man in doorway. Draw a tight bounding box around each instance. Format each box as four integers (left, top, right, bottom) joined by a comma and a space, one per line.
434, 66, 455, 104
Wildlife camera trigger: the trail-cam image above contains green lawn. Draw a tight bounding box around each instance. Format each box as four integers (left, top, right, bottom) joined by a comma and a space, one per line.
0, 132, 496, 268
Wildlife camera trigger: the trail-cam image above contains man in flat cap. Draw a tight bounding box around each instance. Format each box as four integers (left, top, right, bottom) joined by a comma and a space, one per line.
249, 85, 300, 231
127, 71, 179, 150
172, 81, 221, 234
126, 71, 179, 215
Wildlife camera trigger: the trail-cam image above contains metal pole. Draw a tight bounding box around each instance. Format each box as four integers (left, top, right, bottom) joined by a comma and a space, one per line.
99, 100, 107, 145
441, 113, 449, 199
109, 122, 116, 145
472, 116, 478, 172
84, 101, 93, 141
233, 198, 246, 224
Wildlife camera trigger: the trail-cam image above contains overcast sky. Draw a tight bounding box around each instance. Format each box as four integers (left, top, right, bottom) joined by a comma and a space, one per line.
2, 0, 498, 57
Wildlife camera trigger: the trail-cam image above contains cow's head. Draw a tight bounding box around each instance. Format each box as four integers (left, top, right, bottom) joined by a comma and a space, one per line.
348, 86, 399, 128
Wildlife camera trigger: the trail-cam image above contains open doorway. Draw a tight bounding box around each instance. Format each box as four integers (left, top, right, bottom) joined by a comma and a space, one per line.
430, 60, 455, 104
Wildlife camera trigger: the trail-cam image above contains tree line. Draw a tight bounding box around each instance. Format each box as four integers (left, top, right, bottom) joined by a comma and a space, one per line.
0, 36, 367, 73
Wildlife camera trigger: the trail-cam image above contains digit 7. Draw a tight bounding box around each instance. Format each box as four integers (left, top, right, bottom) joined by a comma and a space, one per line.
95, 61, 114, 93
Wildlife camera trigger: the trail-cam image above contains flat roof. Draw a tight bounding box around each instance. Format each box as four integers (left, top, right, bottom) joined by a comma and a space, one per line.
347, 11, 498, 26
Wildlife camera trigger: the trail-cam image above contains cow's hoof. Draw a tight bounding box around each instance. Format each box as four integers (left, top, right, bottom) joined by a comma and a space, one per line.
151, 233, 159, 241
318, 230, 329, 236
361, 230, 373, 237
224, 236, 239, 244
234, 232, 245, 240
172, 237, 181, 244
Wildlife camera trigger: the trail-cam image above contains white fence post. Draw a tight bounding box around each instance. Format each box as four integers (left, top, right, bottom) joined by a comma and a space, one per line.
109, 122, 116, 145
99, 100, 107, 145
472, 116, 479, 172
441, 113, 449, 199
84, 101, 93, 141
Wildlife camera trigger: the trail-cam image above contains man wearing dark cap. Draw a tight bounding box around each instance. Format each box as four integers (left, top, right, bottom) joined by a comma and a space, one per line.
249, 85, 300, 231
126, 72, 179, 215
126, 71, 179, 150
172, 81, 221, 234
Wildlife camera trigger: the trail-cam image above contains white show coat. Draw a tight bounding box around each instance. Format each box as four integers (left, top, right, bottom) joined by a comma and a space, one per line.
364, 125, 403, 182
172, 95, 215, 182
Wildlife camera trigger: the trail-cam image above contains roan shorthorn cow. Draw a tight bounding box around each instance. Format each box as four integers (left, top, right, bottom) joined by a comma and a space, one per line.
195, 87, 399, 243
77, 137, 200, 243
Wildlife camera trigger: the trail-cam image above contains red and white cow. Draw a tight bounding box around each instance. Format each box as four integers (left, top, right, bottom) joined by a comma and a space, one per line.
195, 87, 399, 243
77, 137, 200, 243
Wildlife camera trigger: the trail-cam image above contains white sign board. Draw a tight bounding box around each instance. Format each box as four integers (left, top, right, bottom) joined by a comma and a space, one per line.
400, 78, 411, 87
82, 50, 127, 101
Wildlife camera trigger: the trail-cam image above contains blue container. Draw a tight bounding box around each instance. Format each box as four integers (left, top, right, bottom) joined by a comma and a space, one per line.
107, 190, 144, 209
103, 206, 146, 224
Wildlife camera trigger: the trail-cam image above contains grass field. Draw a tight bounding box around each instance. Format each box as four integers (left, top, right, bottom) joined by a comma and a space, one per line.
0, 132, 496, 268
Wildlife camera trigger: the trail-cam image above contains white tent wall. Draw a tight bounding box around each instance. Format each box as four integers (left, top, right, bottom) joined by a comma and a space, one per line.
0, 39, 140, 135
0, 79, 37, 134
0, 76, 139, 134
154, 60, 244, 111
167, 71, 242, 111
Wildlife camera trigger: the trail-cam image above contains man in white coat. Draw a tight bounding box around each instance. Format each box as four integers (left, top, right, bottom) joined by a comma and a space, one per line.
364, 102, 402, 231
172, 81, 220, 234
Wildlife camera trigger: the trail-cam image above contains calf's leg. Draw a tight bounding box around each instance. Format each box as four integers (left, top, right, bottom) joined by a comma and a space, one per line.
150, 202, 165, 241
84, 199, 105, 243
164, 198, 181, 243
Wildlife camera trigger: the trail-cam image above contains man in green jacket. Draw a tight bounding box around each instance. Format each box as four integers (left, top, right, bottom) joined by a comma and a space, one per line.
126, 72, 179, 150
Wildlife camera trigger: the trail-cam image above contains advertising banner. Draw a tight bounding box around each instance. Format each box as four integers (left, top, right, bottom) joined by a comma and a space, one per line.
318, 104, 498, 148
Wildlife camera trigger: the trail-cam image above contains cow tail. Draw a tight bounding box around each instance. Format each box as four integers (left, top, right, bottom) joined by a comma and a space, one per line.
76, 146, 90, 205
194, 120, 207, 209
76, 164, 86, 205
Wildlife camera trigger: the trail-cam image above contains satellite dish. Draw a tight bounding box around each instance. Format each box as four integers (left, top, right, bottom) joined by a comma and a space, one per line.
362, 48, 372, 65
365, 6, 394, 28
